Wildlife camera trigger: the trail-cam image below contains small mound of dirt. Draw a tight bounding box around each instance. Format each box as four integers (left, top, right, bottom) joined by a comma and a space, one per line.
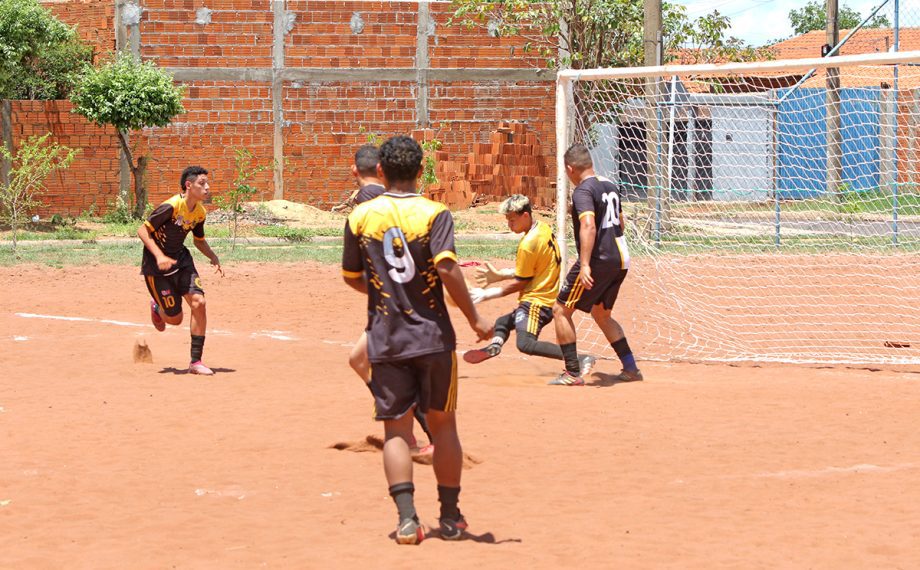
331, 435, 482, 469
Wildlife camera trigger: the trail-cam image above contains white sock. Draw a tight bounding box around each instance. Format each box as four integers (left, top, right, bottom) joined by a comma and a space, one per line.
490, 336, 505, 346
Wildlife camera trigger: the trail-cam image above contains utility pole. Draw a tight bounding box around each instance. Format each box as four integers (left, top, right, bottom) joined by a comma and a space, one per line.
644, 0, 665, 241
826, 0, 842, 202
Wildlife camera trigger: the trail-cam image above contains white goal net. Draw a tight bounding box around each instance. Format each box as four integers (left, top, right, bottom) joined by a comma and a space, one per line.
555, 51, 920, 365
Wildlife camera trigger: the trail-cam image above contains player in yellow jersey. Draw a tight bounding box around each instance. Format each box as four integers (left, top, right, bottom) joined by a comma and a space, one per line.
342, 136, 492, 544
463, 195, 595, 376
138, 166, 222, 375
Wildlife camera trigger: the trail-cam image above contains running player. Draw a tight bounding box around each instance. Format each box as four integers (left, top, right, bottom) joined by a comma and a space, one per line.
345, 144, 435, 451
138, 166, 223, 375
342, 135, 492, 544
550, 144, 642, 386
463, 194, 595, 376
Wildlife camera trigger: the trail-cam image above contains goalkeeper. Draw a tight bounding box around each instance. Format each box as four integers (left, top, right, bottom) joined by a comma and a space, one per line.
464, 195, 595, 376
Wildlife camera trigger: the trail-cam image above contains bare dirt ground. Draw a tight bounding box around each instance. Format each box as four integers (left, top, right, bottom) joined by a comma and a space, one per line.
2, 261, 919, 569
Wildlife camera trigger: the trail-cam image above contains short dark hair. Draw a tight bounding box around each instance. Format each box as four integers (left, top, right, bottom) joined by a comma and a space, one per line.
379, 136, 423, 183
180, 166, 208, 192
354, 144, 380, 176
563, 144, 593, 170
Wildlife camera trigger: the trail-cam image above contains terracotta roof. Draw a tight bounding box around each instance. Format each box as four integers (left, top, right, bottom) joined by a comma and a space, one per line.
771, 28, 920, 59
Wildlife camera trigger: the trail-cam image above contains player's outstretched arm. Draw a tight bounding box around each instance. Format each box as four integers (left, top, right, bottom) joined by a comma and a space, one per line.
474, 262, 514, 287
194, 238, 223, 276
437, 258, 493, 341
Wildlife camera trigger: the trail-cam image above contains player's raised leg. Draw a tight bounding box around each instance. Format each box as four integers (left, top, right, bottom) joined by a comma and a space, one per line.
463, 311, 514, 363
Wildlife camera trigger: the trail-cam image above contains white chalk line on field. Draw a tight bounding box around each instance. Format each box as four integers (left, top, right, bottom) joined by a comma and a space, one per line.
13, 312, 299, 341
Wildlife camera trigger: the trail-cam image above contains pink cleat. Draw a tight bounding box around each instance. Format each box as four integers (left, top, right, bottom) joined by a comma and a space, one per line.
188, 360, 214, 375
150, 301, 165, 332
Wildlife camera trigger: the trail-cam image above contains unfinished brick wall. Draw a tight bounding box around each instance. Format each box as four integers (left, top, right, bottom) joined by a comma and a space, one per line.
9, 101, 121, 215
28, 0, 556, 215
44, 0, 116, 62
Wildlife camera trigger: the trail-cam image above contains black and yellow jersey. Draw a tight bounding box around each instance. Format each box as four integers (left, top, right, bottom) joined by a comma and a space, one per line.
342, 192, 458, 363
571, 175, 630, 269
514, 220, 560, 307
141, 194, 206, 276
355, 182, 385, 204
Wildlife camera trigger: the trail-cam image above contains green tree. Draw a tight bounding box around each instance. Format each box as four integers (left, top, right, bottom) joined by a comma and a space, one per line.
788, 1, 891, 36
449, 0, 771, 71
212, 148, 274, 250
0, 0, 93, 99
0, 133, 79, 250
70, 53, 185, 219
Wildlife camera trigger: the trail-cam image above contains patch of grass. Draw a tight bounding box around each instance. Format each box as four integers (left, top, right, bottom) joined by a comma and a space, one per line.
253, 226, 315, 242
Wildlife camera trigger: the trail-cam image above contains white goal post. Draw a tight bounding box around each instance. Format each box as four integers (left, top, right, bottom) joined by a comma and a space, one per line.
555, 50, 920, 365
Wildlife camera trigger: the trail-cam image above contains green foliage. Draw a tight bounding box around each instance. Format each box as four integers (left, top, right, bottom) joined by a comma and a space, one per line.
0, 133, 79, 250
420, 139, 442, 192
101, 196, 135, 224
449, 0, 771, 71
788, 1, 891, 36
70, 52, 185, 219
70, 52, 185, 132
0, 0, 93, 99
212, 148, 275, 249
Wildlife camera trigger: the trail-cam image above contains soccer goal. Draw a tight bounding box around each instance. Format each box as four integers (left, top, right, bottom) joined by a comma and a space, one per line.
555, 50, 920, 365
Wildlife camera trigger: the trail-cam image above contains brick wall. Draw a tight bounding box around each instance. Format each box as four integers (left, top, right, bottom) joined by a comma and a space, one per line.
9, 101, 120, 215
44, 0, 116, 62
28, 0, 557, 215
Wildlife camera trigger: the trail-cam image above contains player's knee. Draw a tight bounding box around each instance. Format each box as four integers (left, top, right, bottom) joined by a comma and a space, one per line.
188, 294, 206, 312
516, 334, 539, 355
164, 312, 183, 325
552, 301, 570, 319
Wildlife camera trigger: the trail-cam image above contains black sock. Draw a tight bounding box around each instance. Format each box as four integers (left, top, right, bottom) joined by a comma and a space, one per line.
389, 482, 417, 522
438, 485, 461, 521
191, 335, 205, 362
611, 338, 638, 371
560, 342, 580, 375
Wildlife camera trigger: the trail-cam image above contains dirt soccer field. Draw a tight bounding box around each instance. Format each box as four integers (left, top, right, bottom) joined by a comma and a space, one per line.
2, 261, 919, 569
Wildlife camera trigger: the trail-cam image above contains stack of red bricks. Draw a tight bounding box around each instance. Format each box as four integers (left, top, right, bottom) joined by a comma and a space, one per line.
422, 121, 552, 210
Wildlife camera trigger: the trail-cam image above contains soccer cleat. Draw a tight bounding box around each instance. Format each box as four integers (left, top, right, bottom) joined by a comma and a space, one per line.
395, 516, 425, 545
578, 354, 597, 377
439, 513, 468, 541
462, 343, 502, 364
615, 368, 644, 382
548, 371, 585, 386
188, 360, 215, 376
150, 301, 165, 332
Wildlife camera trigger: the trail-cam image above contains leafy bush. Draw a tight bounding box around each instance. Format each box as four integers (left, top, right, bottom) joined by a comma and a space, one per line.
0, 0, 93, 99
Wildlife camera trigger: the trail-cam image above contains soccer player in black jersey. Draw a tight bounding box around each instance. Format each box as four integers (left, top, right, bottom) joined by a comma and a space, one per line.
343, 136, 492, 544
137, 166, 222, 376
346, 144, 435, 452
551, 144, 642, 386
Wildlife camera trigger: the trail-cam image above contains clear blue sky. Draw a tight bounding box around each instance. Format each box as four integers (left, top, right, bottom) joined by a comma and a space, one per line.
670, 0, 889, 47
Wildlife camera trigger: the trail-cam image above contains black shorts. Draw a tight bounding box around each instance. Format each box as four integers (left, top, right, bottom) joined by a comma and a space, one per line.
143, 265, 204, 317
369, 350, 458, 421
513, 301, 554, 336
556, 261, 627, 313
